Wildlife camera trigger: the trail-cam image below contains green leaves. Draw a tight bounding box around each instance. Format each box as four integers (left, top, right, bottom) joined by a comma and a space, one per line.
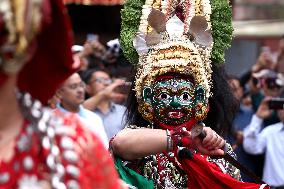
120, 0, 145, 65
210, 0, 233, 64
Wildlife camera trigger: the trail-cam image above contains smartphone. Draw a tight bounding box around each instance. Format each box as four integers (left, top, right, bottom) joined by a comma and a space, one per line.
268, 98, 284, 109
86, 34, 98, 42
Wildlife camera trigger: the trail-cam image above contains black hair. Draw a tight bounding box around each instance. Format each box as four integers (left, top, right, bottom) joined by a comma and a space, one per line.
80, 68, 111, 84
80, 68, 99, 84
226, 74, 239, 81
80, 68, 109, 99
125, 69, 151, 128
239, 70, 252, 89
203, 64, 239, 137
125, 63, 239, 136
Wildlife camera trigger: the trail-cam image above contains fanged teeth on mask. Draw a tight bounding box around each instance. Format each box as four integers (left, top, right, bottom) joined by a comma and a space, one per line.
168, 111, 183, 118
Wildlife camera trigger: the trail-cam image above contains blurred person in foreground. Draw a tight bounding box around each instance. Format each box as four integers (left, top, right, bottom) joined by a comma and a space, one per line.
82, 69, 128, 140
0, 0, 125, 188
243, 90, 284, 188
56, 72, 109, 147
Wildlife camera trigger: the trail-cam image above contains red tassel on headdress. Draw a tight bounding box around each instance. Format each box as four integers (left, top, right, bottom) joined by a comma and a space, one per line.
179, 152, 269, 189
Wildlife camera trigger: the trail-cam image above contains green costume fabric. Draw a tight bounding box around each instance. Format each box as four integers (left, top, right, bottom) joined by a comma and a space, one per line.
114, 157, 154, 189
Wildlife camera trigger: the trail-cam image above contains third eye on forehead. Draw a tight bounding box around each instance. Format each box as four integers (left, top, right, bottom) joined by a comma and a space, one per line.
154, 79, 194, 91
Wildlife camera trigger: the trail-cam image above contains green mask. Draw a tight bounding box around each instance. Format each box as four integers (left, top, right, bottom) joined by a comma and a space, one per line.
144, 77, 195, 126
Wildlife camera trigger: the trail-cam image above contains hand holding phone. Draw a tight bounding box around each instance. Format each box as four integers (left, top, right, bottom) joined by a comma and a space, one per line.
114, 82, 132, 94
256, 97, 274, 119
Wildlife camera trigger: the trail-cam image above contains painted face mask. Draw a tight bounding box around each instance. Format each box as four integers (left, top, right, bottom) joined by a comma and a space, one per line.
142, 74, 209, 129
152, 77, 195, 126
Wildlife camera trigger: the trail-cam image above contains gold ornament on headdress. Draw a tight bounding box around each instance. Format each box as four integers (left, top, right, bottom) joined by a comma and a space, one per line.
120, 0, 233, 122
133, 0, 213, 104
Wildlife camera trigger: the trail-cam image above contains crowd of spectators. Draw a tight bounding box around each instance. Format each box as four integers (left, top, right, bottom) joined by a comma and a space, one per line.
47, 33, 284, 188
48, 34, 132, 145
227, 36, 284, 188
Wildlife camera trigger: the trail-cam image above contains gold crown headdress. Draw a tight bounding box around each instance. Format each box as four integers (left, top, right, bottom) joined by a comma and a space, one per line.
120, 0, 233, 122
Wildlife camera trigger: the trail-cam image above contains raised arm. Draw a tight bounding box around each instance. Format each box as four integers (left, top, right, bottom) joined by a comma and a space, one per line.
111, 126, 226, 160
243, 98, 271, 154
111, 128, 167, 160
83, 79, 126, 110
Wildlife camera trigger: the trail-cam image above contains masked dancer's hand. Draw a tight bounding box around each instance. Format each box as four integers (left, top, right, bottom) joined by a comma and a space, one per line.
191, 127, 225, 156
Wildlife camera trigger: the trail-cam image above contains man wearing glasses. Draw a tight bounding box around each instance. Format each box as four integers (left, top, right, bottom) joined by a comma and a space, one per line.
82, 69, 128, 140
56, 72, 109, 147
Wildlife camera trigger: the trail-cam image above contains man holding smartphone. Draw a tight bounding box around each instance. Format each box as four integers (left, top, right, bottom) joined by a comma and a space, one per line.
243, 92, 284, 189
82, 68, 128, 140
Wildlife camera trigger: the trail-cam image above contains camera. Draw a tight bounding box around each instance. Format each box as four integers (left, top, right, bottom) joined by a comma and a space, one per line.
252, 76, 282, 90
268, 98, 284, 109
265, 78, 281, 90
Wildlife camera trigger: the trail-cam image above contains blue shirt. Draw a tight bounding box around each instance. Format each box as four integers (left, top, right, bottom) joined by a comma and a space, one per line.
230, 105, 256, 182
233, 105, 254, 131
93, 103, 127, 140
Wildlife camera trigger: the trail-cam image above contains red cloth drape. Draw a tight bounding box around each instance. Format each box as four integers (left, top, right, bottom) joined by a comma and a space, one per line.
179, 153, 269, 189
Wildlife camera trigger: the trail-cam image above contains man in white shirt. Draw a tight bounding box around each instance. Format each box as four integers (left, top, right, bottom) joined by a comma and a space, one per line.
243, 94, 284, 188
56, 73, 109, 148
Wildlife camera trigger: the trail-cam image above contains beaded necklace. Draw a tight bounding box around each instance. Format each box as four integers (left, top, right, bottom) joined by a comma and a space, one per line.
0, 92, 82, 189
